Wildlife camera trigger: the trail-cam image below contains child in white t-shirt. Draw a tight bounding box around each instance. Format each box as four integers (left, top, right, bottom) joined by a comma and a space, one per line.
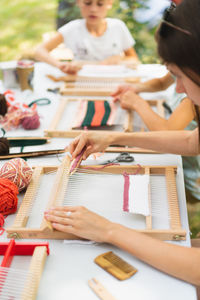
35, 0, 138, 74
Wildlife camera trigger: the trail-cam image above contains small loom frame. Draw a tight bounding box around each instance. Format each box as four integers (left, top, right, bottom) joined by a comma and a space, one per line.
45, 98, 165, 138
0, 239, 49, 300
59, 75, 141, 96
47, 74, 141, 83
6, 156, 186, 241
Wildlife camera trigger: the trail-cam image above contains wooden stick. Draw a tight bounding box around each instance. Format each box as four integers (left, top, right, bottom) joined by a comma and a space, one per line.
0, 149, 65, 160
88, 278, 118, 300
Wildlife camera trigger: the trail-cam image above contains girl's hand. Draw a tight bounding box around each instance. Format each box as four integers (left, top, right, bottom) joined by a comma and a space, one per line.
111, 84, 137, 102
44, 206, 113, 242
119, 90, 145, 111
68, 132, 112, 160
58, 61, 82, 74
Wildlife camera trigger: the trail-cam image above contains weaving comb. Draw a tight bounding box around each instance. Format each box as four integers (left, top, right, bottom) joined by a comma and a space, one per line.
0, 239, 49, 299
94, 251, 137, 281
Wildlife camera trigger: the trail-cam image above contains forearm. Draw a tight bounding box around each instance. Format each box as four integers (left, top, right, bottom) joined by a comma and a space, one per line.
109, 130, 199, 155
35, 47, 60, 68
133, 99, 170, 130
107, 224, 200, 286
134, 78, 166, 93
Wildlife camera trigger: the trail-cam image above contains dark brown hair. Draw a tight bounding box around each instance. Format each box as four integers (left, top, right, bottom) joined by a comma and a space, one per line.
156, 0, 200, 139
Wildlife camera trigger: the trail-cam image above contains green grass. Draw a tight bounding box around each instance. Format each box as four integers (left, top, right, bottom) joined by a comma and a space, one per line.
0, 0, 57, 61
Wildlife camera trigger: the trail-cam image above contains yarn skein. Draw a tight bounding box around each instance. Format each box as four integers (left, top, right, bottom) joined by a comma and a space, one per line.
0, 178, 18, 216
0, 94, 8, 116
0, 158, 33, 192
21, 111, 40, 130
0, 138, 9, 155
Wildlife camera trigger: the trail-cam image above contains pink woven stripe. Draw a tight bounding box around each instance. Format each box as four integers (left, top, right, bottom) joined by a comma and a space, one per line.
123, 172, 130, 212
72, 100, 88, 128
107, 101, 117, 126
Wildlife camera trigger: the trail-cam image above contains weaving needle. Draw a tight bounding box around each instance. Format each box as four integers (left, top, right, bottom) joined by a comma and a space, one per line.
88, 278, 118, 300
68, 146, 86, 175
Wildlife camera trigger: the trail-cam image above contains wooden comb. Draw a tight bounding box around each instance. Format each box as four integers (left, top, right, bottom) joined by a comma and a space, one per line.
94, 251, 137, 281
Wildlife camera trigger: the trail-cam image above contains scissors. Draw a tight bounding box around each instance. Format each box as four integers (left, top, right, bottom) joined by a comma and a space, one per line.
100, 152, 134, 165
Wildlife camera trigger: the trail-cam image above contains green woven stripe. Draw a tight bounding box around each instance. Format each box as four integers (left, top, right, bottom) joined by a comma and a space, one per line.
9, 138, 48, 147
101, 101, 111, 126
81, 101, 95, 127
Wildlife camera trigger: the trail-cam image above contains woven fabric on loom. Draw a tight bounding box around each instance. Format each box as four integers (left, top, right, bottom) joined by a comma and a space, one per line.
72, 100, 117, 128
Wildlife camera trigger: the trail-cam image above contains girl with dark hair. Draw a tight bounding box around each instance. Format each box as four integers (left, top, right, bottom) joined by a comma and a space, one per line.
45, 0, 200, 286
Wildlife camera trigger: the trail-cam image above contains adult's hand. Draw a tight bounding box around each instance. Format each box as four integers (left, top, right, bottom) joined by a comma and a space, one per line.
68, 131, 112, 160
44, 206, 113, 242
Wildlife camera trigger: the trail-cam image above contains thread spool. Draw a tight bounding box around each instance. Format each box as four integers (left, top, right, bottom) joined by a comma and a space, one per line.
0, 94, 8, 116
0, 158, 33, 192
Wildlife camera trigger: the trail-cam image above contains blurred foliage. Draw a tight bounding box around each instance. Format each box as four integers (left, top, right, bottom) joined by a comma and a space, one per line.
188, 203, 200, 238
108, 0, 160, 63
0, 0, 57, 61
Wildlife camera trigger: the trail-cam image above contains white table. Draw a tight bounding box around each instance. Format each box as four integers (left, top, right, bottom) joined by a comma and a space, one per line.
0, 63, 197, 300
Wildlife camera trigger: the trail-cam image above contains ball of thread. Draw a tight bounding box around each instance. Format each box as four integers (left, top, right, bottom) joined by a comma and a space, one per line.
0, 138, 9, 155
21, 111, 40, 130
0, 178, 18, 216
0, 158, 33, 192
0, 94, 8, 116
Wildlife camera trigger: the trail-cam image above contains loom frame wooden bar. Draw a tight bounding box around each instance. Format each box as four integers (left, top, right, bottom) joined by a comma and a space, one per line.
0, 245, 48, 300
45, 98, 165, 140
59, 75, 141, 95
47, 74, 141, 83
6, 156, 186, 241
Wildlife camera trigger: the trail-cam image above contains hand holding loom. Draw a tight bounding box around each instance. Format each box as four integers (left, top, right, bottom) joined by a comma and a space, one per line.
118, 90, 147, 111
44, 206, 112, 243
111, 84, 139, 102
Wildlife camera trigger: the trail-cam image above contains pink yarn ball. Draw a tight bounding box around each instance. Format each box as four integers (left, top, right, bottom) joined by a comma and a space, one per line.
0, 158, 33, 192
21, 111, 40, 130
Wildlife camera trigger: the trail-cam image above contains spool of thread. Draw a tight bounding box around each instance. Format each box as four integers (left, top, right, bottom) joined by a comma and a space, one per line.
0, 138, 10, 155
0, 178, 18, 216
0, 158, 33, 192
21, 111, 40, 130
0, 94, 8, 116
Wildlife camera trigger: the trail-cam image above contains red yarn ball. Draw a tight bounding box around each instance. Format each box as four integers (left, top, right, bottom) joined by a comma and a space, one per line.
0, 178, 18, 216
0, 158, 33, 192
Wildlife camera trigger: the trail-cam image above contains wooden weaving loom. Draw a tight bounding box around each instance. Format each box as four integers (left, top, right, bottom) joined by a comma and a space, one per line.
59, 75, 141, 96
45, 98, 165, 138
0, 239, 49, 300
6, 155, 186, 241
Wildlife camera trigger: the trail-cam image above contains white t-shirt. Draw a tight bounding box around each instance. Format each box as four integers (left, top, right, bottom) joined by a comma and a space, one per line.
58, 18, 135, 61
